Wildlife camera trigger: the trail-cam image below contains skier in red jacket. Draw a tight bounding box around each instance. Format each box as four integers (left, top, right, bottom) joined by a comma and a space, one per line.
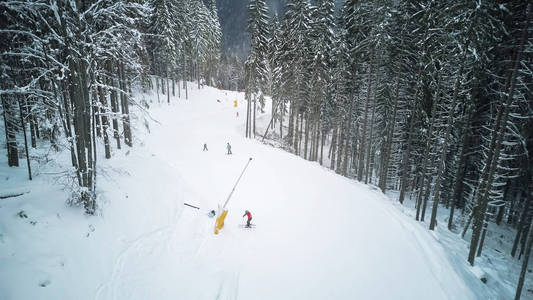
242, 210, 252, 227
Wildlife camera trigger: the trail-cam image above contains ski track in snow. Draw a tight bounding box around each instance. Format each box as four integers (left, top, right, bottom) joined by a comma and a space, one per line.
94, 205, 179, 300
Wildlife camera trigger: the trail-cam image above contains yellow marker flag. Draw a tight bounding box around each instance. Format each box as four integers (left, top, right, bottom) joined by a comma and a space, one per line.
214, 209, 228, 234
233, 100, 238, 107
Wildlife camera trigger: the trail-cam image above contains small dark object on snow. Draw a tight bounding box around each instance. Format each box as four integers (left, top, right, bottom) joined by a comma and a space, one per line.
184, 203, 200, 209
203, 143, 208, 151
480, 277, 487, 284
39, 279, 51, 287
18, 210, 28, 219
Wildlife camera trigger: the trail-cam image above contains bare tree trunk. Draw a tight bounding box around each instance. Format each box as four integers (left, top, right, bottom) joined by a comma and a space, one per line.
295, 113, 300, 154
97, 82, 111, 159
119, 62, 132, 147
91, 87, 101, 138
365, 93, 378, 184
60, 80, 80, 175
90, 88, 97, 213
512, 190, 532, 257
1, 94, 19, 167
309, 119, 315, 160
304, 114, 310, 160
271, 98, 276, 130
288, 103, 295, 146
245, 93, 250, 138
280, 101, 284, 140
183, 51, 188, 100
18, 97, 32, 180
516, 162, 533, 299
320, 129, 325, 165
197, 45, 201, 89
296, 113, 302, 155
68, 54, 95, 213
330, 126, 338, 170
27, 99, 37, 148
314, 122, 319, 162
253, 94, 257, 137
107, 61, 121, 149
342, 98, 354, 176
477, 213, 490, 257
379, 77, 400, 192
155, 76, 160, 103
166, 73, 170, 104
336, 124, 344, 174
185, 76, 188, 100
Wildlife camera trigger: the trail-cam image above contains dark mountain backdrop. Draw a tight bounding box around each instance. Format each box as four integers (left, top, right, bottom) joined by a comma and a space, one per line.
213, 0, 287, 58
213, 0, 343, 58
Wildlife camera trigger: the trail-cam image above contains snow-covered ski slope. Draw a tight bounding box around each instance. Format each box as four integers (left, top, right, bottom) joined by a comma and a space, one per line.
1, 84, 493, 299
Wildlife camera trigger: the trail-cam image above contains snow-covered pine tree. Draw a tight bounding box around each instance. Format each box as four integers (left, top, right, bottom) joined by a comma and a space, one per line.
0, 0, 149, 213
245, 0, 269, 138
204, 0, 222, 87
306, 0, 335, 163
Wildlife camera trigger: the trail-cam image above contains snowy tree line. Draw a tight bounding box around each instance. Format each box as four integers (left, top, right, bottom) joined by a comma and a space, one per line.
245, 0, 532, 296
0, 0, 224, 213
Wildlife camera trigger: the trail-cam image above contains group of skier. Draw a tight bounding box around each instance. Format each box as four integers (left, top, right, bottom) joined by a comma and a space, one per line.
203, 142, 252, 228
203, 142, 232, 155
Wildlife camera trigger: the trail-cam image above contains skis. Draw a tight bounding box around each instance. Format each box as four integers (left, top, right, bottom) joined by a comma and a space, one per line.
238, 224, 256, 229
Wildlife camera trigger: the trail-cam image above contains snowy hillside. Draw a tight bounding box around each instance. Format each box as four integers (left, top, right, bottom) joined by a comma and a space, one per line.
0, 84, 508, 299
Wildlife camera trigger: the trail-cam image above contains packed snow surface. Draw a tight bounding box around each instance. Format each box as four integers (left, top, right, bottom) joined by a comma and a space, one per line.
0, 84, 491, 299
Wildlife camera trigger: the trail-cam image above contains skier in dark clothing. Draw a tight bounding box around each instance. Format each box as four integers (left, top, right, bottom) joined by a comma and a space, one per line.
203, 143, 208, 151
227, 142, 232, 155
242, 210, 252, 227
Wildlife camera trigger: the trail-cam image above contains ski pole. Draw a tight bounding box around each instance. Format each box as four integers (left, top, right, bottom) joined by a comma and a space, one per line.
184, 203, 200, 209
223, 157, 253, 208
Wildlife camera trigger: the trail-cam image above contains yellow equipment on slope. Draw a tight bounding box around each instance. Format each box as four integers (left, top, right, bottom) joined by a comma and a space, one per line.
214, 209, 228, 234
213, 157, 253, 235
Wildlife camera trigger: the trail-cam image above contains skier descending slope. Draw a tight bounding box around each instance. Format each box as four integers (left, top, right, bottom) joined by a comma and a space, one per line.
227, 142, 232, 155
242, 210, 252, 227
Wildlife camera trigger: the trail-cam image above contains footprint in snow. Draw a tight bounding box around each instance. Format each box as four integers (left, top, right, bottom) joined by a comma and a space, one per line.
39, 279, 51, 288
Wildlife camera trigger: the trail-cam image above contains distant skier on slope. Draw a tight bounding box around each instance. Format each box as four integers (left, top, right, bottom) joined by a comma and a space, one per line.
242, 210, 252, 227
227, 142, 232, 155
203, 143, 208, 151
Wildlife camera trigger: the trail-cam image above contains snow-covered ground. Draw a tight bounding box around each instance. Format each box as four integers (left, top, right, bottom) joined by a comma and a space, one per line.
0, 83, 516, 299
